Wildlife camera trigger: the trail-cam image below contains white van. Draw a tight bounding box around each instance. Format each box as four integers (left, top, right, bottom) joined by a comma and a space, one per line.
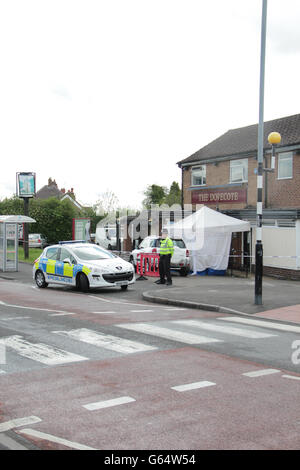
96, 226, 118, 250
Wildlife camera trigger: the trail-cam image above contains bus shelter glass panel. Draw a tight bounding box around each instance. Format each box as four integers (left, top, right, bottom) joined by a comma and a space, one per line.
5, 224, 17, 270
0, 223, 3, 271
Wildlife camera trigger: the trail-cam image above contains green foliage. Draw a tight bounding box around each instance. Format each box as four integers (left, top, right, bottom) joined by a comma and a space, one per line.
0, 196, 105, 244
164, 181, 181, 206
143, 182, 181, 208
143, 184, 168, 209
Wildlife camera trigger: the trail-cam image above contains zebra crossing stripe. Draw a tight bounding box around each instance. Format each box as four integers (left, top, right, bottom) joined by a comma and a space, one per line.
0, 416, 42, 432
83, 396, 136, 411
171, 381, 216, 392
116, 323, 222, 344
218, 317, 300, 334
19, 429, 96, 450
0, 335, 88, 365
173, 319, 277, 339
53, 328, 157, 354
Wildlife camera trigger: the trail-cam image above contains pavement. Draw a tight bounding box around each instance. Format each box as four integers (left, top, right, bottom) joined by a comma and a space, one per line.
1, 261, 300, 325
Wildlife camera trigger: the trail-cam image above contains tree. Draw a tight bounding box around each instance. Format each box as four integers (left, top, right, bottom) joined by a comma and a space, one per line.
142, 184, 168, 209
94, 190, 120, 215
164, 181, 181, 206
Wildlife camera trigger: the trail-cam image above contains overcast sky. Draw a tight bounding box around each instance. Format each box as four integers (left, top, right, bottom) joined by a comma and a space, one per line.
1, 0, 300, 209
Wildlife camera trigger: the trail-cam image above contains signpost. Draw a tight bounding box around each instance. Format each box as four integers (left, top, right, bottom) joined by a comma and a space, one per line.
72, 218, 91, 242
16, 172, 36, 259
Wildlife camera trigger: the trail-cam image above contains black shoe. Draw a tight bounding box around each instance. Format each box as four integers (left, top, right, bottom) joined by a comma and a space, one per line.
166, 281, 172, 286
155, 280, 165, 284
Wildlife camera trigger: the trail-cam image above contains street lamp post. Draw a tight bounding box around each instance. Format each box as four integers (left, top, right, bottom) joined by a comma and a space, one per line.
268, 132, 281, 170
255, 0, 268, 306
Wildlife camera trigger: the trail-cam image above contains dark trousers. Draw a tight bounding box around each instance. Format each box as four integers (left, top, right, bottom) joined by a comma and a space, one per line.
159, 254, 172, 283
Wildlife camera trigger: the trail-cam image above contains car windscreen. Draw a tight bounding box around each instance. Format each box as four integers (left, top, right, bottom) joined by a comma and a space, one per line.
173, 239, 186, 248
73, 246, 116, 260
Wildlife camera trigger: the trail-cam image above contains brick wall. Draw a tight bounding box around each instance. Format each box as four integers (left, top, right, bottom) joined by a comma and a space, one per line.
266, 152, 300, 208
251, 264, 300, 281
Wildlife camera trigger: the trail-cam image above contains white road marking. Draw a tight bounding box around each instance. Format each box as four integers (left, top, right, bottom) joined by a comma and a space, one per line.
171, 381, 216, 392
173, 319, 277, 339
18, 428, 96, 450
0, 335, 88, 365
49, 312, 76, 317
0, 300, 77, 316
163, 307, 187, 311
219, 316, 300, 334
242, 369, 281, 377
83, 396, 136, 411
0, 369, 6, 374
130, 309, 153, 313
53, 328, 157, 354
282, 374, 300, 381
117, 323, 222, 344
0, 416, 42, 432
0, 316, 31, 321
92, 311, 116, 314
89, 295, 149, 308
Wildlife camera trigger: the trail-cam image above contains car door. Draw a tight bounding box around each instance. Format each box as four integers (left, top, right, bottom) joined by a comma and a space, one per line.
43, 246, 59, 283
56, 247, 77, 285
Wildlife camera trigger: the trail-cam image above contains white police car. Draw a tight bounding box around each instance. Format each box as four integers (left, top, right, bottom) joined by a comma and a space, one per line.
33, 241, 135, 292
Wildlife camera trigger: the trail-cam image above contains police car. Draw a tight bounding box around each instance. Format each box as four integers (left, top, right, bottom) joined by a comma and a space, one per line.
33, 241, 135, 292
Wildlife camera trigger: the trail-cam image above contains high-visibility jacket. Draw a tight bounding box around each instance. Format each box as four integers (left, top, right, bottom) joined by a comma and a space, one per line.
160, 237, 174, 256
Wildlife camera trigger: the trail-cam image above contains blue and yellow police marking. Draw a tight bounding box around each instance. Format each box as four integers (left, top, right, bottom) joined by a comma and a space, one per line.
35, 258, 91, 280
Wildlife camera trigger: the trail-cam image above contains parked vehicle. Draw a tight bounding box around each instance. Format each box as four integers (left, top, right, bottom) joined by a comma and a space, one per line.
130, 236, 190, 276
33, 241, 135, 292
29, 233, 48, 248
96, 226, 120, 250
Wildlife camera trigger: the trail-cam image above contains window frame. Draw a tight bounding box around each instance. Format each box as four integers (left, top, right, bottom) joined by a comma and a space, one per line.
191, 165, 206, 186
277, 151, 293, 180
229, 159, 248, 184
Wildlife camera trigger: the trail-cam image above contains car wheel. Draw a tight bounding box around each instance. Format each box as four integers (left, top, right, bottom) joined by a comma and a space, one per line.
179, 267, 189, 277
35, 270, 48, 288
77, 272, 89, 292
121, 285, 128, 291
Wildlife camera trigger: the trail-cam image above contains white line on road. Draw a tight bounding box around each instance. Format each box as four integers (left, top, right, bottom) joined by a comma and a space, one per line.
88, 295, 150, 308
0, 300, 77, 316
0, 316, 31, 321
282, 374, 300, 381
173, 319, 277, 339
0, 335, 88, 365
83, 396, 136, 411
49, 312, 76, 317
0, 369, 6, 374
130, 309, 154, 313
92, 311, 116, 314
219, 316, 300, 334
54, 328, 157, 354
163, 307, 187, 311
0, 416, 42, 433
171, 381, 216, 392
18, 428, 96, 450
117, 323, 223, 345
242, 369, 281, 377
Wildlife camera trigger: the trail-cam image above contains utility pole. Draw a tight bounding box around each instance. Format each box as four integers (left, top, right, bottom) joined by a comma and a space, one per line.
255, 0, 268, 305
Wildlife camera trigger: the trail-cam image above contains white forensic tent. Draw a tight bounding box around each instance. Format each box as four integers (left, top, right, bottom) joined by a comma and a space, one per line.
167, 206, 250, 274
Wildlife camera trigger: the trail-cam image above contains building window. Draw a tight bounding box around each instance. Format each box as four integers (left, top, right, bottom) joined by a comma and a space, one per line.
278, 152, 293, 179
192, 166, 206, 186
230, 159, 248, 183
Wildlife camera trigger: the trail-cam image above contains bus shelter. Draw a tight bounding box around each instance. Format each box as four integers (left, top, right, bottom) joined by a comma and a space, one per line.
0, 215, 36, 272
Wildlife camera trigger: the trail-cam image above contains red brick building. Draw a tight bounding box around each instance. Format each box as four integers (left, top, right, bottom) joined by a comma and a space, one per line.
177, 113, 300, 279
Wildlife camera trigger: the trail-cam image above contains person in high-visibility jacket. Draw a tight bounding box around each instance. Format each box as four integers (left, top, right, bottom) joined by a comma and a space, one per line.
155, 228, 174, 285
